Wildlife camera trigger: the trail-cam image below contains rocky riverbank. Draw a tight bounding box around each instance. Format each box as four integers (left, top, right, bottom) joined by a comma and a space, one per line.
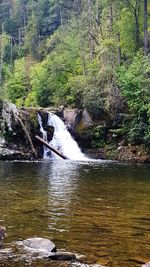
0, 100, 149, 162
0, 229, 149, 267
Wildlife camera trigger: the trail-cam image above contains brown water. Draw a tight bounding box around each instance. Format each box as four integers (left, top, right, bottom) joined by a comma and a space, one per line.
0, 160, 150, 267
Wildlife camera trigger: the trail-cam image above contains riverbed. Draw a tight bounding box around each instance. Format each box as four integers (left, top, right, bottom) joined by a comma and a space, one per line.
0, 160, 150, 267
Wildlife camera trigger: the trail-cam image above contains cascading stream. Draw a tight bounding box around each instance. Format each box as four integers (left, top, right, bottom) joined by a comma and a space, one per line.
37, 113, 50, 159
47, 113, 87, 160
38, 112, 87, 160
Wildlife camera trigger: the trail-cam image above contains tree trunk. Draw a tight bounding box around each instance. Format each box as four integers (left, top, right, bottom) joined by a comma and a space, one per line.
14, 112, 38, 158
144, 0, 148, 55
124, 0, 141, 50
35, 135, 68, 160
0, 23, 4, 85
134, 12, 140, 49
59, 5, 63, 26
87, 0, 95, 60
109, 0, 115, 65
117, 33, 121, 65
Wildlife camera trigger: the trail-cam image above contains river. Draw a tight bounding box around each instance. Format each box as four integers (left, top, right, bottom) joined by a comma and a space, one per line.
0, 160, 150, 267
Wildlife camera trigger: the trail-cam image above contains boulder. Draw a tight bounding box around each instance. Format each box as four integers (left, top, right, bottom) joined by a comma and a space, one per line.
63, 109, 93, 136
71, 263, 104, 267
23, 237, 56, 252
116, 145, 150, 163
0, 226, 6, 249
0, 147, 32, 160
142, 263, 150, 267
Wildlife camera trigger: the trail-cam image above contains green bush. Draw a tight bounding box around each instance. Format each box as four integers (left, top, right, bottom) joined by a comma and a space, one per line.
83, 85, 105, 119
128, 121, 148, 145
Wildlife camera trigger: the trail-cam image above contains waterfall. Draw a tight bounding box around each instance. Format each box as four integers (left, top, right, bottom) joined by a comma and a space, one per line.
47, 113, 86, 160
37, 113, 50, 159
38, 112, 86, 160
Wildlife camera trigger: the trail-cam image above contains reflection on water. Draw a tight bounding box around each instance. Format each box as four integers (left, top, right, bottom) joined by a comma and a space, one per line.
0, 160, 150, 267
47, 161, 79, 233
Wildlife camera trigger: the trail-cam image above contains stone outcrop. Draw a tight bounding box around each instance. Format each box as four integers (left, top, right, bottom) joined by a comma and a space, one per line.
0, 100, 46, 160
0, 147, 32, 160
116, 145, 150, 163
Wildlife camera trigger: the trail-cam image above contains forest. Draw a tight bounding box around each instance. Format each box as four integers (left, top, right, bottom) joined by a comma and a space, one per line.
0, 0, 150, 147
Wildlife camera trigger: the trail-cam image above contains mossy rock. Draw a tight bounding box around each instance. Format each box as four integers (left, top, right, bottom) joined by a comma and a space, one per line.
104, 144, 118, 159
28, 110, 39, 129
44, 125, 54, 142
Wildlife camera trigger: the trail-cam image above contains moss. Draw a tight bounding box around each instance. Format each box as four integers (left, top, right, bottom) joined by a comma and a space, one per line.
75, 119, 85, 133
104, 144, 117, 159
78, 125, 107, 149
28, 110, 39, 129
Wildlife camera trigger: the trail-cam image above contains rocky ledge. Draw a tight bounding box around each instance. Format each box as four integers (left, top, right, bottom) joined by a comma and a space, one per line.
0, 100, 149, 162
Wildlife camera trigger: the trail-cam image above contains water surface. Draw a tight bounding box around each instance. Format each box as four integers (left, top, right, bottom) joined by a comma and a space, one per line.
0, 160, 150, 267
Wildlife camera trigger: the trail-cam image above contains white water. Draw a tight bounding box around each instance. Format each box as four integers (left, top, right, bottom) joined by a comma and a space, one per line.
38, 112, 87, 160
47, 113, 87, 160
37, 114, 50, 159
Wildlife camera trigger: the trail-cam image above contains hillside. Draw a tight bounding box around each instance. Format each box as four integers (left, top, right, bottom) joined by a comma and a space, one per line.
0, 0, 150, 151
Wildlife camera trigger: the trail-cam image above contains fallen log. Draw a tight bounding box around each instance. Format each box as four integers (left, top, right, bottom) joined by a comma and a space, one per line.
13, 112, 38, 158
35, 135, 68, 160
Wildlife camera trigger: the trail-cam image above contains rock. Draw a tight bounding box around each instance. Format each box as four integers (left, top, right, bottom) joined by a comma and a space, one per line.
0, 147, 32, 160
116, 144, 150, 163
75, 254, 87, 261
0, 226, 6, 249
134, 155, 150, 163
23, 237, 56, 252
0, 248, 12, 253
70, 263, 104, 267
142, 263, 150, 267
49, 251, 76, 261
0, 138, 6, 148
63, 108, 81, 133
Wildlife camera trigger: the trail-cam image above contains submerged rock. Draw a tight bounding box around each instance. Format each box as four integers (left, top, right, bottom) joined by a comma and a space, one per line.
23, 237, 56, 252
49, 251, 76, 261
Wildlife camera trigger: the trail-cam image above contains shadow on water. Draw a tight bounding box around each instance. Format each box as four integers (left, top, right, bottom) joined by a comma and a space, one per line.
0, 160, 150, 266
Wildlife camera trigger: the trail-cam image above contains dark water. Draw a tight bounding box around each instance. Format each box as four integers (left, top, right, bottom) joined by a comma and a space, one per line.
0, 160, 150, 267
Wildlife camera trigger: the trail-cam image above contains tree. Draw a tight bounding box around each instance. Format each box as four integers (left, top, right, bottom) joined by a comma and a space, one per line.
144, 0, 148, 55
123, 0, 142, 49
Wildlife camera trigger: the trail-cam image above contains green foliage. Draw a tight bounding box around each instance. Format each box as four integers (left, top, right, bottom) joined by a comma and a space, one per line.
117, 53, 150, 113
0, 0, 150, 148
119, 8, 136, 57
66, 75, 85, 108
30, 60, 54, 107
83, 84, 105, 119
91, 126, 106, 148
24, 91, 37, 107
117, 53, 150, 144
128, 121, 148, 145
6, 58, 30, 106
